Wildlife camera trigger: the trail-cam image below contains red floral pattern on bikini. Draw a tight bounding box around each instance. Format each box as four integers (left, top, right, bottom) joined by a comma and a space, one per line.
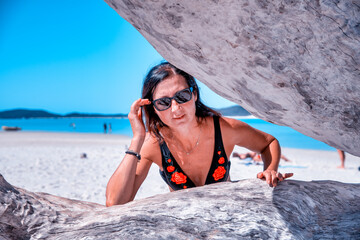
213, 166, 226, 181
171, 172, 187, 184
167, 166, 175, 172
218, 157, 225, 164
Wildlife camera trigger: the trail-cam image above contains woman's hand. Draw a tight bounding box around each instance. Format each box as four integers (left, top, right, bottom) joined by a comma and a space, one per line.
128, 98, 151, 141
257, 170, 293, 187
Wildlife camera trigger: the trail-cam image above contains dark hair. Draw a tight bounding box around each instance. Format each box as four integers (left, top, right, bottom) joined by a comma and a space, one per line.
142, 62, 220, 141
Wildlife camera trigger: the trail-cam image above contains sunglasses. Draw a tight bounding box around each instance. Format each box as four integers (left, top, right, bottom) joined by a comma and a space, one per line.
153, 87, 194, 111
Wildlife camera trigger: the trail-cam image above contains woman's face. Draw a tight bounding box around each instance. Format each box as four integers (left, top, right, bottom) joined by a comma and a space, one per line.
152, 74, 197, 128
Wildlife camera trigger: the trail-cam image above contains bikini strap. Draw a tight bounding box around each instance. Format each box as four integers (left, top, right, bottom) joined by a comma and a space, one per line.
213, 116, 225, 151
204, 115, 230, 184
159, 140, 170, 158
159, 140, 172, 168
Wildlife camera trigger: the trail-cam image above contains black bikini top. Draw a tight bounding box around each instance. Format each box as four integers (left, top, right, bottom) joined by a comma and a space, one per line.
159, 116, 230, 190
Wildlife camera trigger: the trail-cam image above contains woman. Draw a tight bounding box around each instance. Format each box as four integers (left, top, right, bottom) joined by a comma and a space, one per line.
106, 62, 293, 206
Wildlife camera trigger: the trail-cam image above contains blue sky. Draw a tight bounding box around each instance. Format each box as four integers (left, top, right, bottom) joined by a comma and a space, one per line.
0, 0, 235, 114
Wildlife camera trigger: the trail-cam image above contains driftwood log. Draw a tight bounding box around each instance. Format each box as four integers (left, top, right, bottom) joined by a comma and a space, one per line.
2, 1, 359, 238
104, 0, 360, 156
1, 174, 360, 239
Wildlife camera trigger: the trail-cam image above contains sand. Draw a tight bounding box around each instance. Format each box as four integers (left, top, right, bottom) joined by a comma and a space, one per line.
1, 131, 359, 205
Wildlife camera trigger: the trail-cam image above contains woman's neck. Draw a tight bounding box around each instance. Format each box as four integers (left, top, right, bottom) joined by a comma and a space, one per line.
162, 118, 202, 153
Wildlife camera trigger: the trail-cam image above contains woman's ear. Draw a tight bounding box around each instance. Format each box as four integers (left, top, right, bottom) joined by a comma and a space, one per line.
194, 88, 198, 102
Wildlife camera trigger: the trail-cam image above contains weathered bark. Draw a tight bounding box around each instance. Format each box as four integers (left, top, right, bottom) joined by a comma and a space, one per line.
104, 0, 360, 156
1, 174, 360, 239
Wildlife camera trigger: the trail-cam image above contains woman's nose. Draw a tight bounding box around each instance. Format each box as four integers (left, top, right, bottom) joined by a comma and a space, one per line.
171, 99, 180, 112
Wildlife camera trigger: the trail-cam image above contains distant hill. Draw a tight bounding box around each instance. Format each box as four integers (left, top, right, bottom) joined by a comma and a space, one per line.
0, 107, 249, 119
64, 112, 127, 118
0, 109, 61, 119
0, 109, 127, 119
216, 105, 251, 116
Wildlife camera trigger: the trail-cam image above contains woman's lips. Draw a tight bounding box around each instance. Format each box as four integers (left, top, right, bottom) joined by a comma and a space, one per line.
173, 114, 184, 120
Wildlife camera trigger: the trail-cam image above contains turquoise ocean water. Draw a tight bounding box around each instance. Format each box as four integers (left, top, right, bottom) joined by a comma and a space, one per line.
0, 118, 334, 151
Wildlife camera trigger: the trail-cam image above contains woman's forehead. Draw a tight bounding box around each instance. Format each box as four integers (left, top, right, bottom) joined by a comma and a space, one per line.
153, 75, 188, 98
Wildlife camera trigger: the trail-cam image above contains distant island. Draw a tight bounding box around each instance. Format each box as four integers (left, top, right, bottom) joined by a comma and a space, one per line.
215, 105, 251, 117
0, 106, 250, 119
0, 109, 127, 119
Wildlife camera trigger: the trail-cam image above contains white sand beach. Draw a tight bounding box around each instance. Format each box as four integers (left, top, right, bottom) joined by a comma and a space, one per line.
1, 131, 359, 205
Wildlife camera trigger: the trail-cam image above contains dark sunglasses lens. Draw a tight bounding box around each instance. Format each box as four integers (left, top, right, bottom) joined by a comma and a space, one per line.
175, 89, 192, 103
154, 98, 171, 110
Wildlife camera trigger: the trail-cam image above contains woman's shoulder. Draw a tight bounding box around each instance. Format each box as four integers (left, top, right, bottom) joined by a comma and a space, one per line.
218, 116, 248, 129
141, 132, 162, 163
142, 132, 161, 149
201, 115, 248, 132
218, 116, 254, 142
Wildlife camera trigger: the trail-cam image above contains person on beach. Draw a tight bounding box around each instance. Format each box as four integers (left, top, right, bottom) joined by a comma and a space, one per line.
108, 123, 112, 134
337, 149, 345, 169
232, 151, 291, 163
106, 62, 293, 206
103, 123, 107, 134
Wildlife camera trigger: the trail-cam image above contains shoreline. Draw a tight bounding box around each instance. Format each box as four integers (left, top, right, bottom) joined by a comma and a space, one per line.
0, 115, 255, 120
0, 116, 128, 120
0, 130, 336, 152
1, 131, 359, 205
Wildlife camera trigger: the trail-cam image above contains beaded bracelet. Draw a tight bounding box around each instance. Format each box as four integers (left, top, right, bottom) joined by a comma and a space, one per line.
125, 150, 141, 161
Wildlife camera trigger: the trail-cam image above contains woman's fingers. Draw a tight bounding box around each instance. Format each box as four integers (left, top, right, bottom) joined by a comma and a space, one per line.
283, 173, 294, 179
130, 98, 151, 110
130, 99, 151, 115
257, 171, 272, 185
257, 171, 294, 187
271, 172, 278, 187
138, 98, 151, 106
128, 99, 151, 139
137, 107, 142, 119
129, 99, 151, 121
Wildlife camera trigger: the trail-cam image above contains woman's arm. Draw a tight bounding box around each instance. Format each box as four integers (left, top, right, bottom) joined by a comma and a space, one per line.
105, 137, 151, 206
221, 117, 293, 186
256, 137, 293, 187
105, 99, 152, 206
259, 137, 280, 171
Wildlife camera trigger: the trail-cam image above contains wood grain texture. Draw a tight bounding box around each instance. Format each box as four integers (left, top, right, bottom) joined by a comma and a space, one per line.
1, 174, 360, 239
104, 0, 360, 156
